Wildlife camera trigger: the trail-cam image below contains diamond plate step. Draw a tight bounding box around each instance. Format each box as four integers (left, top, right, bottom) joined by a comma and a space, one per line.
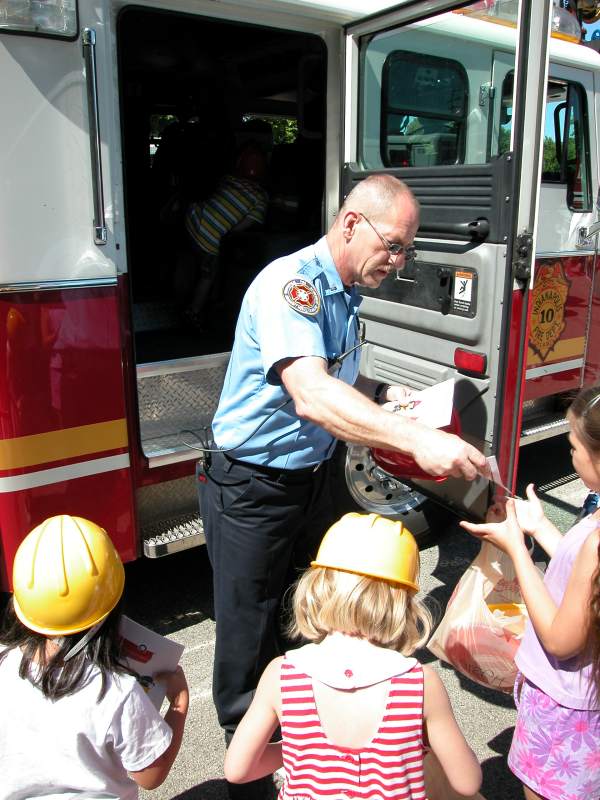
520, 414, 569, 446
137, 353, 228, 467
143, 512, 205, 558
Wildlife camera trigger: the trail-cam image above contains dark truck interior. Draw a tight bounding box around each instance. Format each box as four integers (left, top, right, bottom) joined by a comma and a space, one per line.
117, 7, 327, 363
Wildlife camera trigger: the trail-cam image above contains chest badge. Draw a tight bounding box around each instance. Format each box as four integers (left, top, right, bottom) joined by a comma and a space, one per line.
283, 278, 321, 316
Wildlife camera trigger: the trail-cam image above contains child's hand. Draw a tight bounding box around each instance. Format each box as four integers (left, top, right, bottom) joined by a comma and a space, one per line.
155, 666, 189, 712
460, 498, 527, 557
485, 500, 506, 523
512, 483, 546, 535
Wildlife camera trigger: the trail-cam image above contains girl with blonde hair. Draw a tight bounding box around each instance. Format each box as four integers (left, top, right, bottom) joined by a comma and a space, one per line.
225, 512, 482, 799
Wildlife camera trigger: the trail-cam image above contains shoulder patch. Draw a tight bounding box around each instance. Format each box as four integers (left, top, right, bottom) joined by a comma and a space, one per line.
282, 278, 321, 316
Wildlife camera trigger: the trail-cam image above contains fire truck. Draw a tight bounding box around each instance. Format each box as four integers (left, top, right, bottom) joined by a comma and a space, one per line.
1, 0, 599, 590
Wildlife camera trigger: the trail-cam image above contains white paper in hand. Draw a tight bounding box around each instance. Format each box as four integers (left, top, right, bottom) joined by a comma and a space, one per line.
392, 378, 455, 429
486, 455, 520, 499
119, 615, 184, 710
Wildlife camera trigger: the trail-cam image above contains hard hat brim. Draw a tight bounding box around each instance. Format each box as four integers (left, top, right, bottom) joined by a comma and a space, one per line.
310, 560, 419, 593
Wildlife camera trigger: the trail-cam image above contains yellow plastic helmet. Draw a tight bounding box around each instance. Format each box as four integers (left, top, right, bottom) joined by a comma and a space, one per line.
311, 512, 419, 592
12, 515, 125, 636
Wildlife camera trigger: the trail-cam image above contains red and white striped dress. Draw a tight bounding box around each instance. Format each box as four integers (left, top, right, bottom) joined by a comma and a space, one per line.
279, 658, 426, 800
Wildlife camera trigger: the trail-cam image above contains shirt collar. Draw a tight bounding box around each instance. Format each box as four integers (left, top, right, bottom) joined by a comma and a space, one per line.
315, 237, 362, 308
286, 631, 416, 689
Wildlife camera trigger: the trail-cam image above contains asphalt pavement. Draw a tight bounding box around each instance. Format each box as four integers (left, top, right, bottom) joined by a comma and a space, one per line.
124, 434, 584, 800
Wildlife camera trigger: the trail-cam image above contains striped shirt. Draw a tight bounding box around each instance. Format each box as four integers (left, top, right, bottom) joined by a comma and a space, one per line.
279, 658, 426, 800
185, 175, 268, 255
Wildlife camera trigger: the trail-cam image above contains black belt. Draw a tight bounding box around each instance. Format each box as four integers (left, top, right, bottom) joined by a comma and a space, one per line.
223, 452, 322, 482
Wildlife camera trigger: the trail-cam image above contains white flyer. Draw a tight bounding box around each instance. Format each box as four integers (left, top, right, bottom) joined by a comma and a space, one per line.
119, 615, 184, 710
390, 378, 455, 429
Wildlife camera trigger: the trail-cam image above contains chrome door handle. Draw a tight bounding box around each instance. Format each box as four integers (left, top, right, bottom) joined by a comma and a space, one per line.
82, 28, 107, 246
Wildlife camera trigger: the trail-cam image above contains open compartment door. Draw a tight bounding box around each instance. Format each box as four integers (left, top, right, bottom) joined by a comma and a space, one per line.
342, 0, 552, 527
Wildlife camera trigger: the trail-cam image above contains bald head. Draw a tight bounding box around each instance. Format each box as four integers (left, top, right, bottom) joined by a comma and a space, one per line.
336, 174, 419, 228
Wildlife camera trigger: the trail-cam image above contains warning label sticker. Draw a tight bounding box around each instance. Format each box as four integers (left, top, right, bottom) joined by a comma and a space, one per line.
453, 271, 474, 315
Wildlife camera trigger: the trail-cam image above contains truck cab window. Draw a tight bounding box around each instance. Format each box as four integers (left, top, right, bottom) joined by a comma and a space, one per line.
499, 73, 591, 211
380, 53, 467, 168
359, 16, 494, 170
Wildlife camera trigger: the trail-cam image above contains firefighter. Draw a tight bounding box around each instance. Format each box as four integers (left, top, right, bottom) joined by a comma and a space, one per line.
201, 174, 489, 799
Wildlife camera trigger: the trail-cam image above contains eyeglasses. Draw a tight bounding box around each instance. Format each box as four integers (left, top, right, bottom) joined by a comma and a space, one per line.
360, 214, 417, 261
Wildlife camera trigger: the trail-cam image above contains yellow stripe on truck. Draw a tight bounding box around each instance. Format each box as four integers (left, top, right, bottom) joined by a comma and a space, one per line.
527, 336, 585, 367
0, 419, 128, 471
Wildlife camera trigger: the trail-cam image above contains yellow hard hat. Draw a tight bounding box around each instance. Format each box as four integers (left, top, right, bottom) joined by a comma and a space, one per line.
311, 512, 419, 592
12, 515, 125, 636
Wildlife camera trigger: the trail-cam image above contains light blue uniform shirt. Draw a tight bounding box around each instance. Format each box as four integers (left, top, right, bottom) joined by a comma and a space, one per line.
212, 237, 363, 468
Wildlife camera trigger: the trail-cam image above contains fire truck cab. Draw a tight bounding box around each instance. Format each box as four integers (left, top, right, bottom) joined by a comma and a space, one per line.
1, 0, 599, 588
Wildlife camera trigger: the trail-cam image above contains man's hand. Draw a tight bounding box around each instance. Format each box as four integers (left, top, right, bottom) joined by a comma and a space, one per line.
381, 385, 418, 415
385, 384, 415, 404
412, 427, 489, 482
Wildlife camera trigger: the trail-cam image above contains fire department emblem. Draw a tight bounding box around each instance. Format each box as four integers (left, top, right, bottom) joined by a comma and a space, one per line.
529, 261, 570, 362
282, 278, 321, 316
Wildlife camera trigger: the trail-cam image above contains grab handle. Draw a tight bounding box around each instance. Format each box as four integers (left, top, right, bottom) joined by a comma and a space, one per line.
82, 28, 107, 245
419, 219, 490, 241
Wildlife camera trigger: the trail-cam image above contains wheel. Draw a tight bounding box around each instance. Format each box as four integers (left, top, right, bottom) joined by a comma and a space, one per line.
329, 442, 456, 544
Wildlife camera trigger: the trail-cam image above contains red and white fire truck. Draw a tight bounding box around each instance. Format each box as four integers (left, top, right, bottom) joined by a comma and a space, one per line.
1, 0, 599, 589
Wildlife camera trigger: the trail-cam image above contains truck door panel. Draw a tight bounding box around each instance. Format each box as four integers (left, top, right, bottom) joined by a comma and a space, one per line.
344, 1, 551, 519
527, 71, 595, 404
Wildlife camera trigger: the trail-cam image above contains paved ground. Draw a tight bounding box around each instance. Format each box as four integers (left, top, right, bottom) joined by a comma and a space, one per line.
123, 435, 584, 800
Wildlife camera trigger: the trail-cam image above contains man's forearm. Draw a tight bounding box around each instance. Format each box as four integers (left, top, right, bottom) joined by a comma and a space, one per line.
353, 373, 380, 399
288, 369, 423, 455
278, 356, 486, 480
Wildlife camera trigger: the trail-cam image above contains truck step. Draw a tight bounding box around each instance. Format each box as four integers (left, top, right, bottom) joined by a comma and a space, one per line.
520, 413, 569, 446
137, 353, 228, 467
143, 512, 205, 558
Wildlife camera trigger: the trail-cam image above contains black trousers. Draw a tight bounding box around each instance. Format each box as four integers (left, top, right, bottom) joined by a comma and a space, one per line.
201, 450, 336, 732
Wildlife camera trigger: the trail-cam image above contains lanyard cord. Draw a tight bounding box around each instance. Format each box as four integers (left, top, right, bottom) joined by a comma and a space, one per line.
179, 395, 293, 455
179, 328, 365, 456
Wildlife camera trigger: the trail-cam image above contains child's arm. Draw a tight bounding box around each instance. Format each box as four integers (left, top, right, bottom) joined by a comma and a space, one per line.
461, 500, 598, 659
129, 666, 189, 790
422, 665, 482, 797
224, 657, 283, 783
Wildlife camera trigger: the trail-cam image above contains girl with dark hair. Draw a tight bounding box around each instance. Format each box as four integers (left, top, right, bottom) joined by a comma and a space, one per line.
461, 384, 600, 800
0, 515, 188, 799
